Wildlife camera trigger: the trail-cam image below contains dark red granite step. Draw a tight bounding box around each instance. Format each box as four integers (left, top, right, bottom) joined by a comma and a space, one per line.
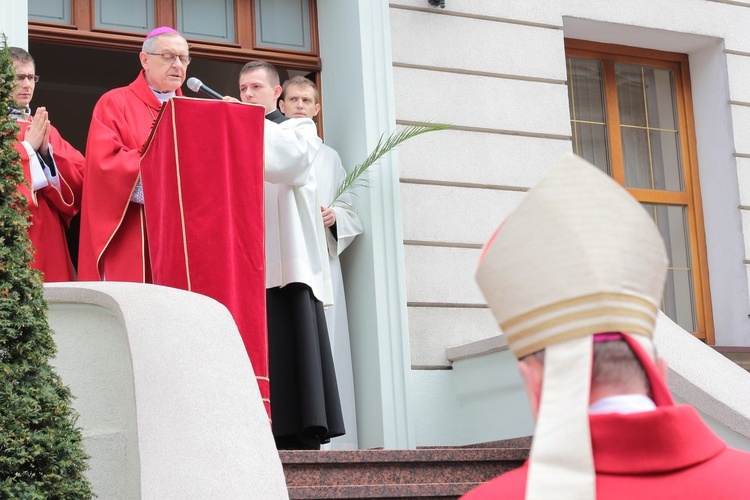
287, 482, 481, 499
280, 445, 529, 499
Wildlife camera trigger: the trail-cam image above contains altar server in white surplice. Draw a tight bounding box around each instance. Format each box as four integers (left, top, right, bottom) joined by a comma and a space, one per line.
237, 62, 342, 451
280, 76, 364, 450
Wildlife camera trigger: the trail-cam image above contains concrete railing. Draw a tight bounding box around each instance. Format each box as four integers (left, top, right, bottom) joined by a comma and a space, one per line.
45, 282, 288, 500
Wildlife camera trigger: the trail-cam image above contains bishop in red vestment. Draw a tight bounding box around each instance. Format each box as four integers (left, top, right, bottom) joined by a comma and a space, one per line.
10, 47, 84, 282
78, 28, 187, 281
464, 154, 750, 499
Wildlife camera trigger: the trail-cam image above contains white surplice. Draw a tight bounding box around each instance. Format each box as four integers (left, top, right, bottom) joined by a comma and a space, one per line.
314, 144, 364, 449
264, 118, 333, 307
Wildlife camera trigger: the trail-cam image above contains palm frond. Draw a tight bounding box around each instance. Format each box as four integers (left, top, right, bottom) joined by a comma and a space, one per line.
332, 122, 450, 204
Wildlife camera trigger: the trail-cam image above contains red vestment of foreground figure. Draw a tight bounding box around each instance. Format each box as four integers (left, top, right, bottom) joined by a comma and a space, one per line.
140, 97, 269, 416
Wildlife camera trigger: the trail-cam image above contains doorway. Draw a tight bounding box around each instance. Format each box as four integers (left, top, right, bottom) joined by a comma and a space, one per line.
26, 40, 303, 267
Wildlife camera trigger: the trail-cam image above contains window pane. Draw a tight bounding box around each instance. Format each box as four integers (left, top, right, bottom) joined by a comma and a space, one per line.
615, 64, 646, 127
621, 127, 650, 188
617, 63, 684, 192
29, 0, 71, 24
644, 67, 677, 130
567, 57, 610, 175
178, 0, 236, 43
642, 203, 697, 332
573, 123, 609, 174
255, 0, 312, 52
650, 130, 684, 191
96, 0, 154, 32
568, 58, 606, 122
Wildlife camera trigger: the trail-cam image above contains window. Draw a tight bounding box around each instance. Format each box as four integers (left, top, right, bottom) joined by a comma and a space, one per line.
565, 39, 713, 343
28, 0, 320, 70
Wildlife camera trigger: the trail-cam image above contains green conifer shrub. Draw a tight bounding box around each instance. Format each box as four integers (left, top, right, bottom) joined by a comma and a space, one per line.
0, 40, 93, 499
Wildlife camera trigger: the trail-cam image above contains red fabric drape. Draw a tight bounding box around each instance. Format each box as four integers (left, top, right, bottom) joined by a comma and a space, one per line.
140, 97, 269, 416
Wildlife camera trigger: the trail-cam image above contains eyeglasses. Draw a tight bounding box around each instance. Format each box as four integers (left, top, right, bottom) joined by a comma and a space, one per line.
146, 52, 191, 65
15, 74, 40, 83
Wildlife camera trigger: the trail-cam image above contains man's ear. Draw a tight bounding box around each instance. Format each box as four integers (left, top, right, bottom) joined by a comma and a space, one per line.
518, 358, 544, 420
139, 52, 149, 70
656, 357, 668, 379
312, 102, 321, 118
278, 99, 287, 115
273, 85, 283, 101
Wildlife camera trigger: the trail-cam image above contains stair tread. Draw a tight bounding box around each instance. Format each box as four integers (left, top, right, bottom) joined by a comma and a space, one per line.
287, 482, 482, 499
279, 447, 528, 464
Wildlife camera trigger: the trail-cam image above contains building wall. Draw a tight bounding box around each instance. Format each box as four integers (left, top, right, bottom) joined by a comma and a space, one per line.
391, 0, 750, 377
0, 0, 28, 47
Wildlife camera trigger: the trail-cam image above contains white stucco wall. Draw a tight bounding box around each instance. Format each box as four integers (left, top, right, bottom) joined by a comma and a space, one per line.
392, 1, 750, 449
391, 0, 750, 375
0, 0, 28, 48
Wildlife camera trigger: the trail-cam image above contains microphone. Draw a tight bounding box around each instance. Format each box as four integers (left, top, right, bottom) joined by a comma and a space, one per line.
187, 77, 223, 100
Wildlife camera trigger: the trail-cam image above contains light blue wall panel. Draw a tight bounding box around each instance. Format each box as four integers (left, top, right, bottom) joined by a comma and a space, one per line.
29, 0, 71, 24
255, 0, 310, 52
96, 0, 154, 33
178, 0, 235, 43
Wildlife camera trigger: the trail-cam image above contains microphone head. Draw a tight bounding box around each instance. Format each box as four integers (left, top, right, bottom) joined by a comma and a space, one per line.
186, 77, 202, 92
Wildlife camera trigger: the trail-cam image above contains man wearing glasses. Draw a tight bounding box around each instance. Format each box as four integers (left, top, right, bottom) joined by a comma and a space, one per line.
78, 27, 190, 282
8, 47, 85, 282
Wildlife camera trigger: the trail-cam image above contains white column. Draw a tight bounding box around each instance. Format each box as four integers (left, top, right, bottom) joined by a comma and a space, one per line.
318, 0, 415, 449
1, 0, 28, 49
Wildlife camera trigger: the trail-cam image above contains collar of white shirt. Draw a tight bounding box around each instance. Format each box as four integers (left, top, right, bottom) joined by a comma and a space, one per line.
589, 394, 657, 415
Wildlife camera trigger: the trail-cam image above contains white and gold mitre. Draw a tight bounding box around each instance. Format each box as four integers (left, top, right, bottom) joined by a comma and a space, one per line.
476, 153, 669, 359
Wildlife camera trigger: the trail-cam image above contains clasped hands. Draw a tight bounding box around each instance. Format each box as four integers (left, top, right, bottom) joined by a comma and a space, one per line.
24, 107, 52, 162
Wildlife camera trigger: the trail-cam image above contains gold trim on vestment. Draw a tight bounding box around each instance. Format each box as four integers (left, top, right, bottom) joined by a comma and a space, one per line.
139, 207, 147, 283
57, 174, 76, 208
171, 102, 192, 291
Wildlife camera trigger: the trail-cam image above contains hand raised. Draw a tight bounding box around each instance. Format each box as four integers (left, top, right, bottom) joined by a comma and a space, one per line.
25, 107, 51, 156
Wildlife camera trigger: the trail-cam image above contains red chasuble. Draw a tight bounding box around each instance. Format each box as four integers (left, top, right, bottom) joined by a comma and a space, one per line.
461, 405, 750, 499
78, 71, 182, 282
140, 97, 269, 416
14, 122, 84, 281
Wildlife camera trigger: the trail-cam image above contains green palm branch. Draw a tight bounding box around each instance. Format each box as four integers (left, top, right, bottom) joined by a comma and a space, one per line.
332, 122, 451, 205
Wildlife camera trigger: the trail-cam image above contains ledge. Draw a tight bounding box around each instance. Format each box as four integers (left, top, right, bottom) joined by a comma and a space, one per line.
446, 335, 509, 363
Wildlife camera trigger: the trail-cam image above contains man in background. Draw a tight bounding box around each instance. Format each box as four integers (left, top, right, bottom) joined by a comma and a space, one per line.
463, 153, 750, 499
279, 75, 363, 450
9, 47, 84, 281
238, 61, 344, 450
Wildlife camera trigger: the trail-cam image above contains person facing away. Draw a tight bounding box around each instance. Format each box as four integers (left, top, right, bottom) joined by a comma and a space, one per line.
77, 26, 189, 282
237, 61, 344, 450
8, 46, 85, 282
462, 153, 750, 499
279, 75, 363, 450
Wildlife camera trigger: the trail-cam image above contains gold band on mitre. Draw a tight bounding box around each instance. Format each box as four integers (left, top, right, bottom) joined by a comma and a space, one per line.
502, 291, 658, 359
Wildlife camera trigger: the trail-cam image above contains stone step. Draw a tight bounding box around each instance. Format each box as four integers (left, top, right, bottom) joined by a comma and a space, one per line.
280, 443, 529, 499
286, 482, 480, 499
